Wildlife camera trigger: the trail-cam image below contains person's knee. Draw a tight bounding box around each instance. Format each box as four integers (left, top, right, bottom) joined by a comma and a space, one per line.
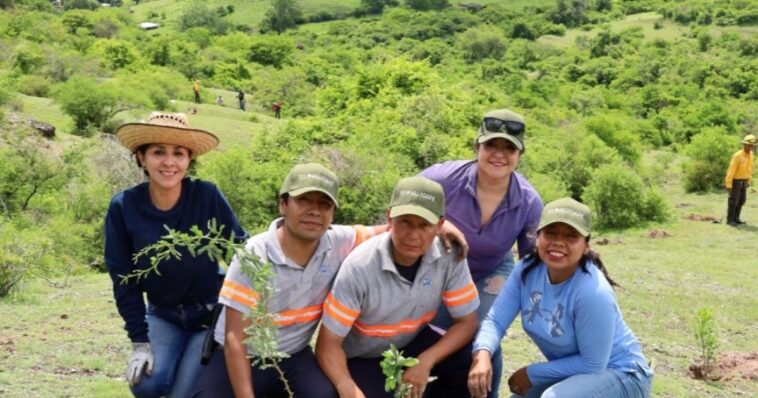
130, 374, 172, 398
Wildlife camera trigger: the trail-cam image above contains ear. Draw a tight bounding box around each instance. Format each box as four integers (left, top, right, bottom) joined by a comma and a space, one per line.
278, 196, 287, 216
135, 151, 145, 168
436, 216, 445, 229
385, 209, 393, 229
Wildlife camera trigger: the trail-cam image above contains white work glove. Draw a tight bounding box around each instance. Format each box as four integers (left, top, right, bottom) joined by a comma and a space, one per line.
126, 342, 154, 387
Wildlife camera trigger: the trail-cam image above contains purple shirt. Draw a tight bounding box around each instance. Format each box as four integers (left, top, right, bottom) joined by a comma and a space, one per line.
421, 160, 543, 281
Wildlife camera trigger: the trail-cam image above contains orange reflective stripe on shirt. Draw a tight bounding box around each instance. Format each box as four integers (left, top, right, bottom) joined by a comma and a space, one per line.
324, 293, 359, 328
220, 279, 259, 308
274, 304, 323, 327
353, 225, 384, 249
353, 310, 436, 337
442, 282, 477, 307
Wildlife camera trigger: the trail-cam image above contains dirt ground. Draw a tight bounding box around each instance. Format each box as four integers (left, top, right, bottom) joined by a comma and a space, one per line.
689, 352, 758, 381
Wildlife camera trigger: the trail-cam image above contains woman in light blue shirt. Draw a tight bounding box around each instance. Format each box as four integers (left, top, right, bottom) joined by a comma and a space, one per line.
468, 198, 652, 398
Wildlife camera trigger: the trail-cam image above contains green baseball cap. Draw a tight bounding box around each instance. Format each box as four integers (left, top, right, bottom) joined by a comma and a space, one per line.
477, 108, 526, 151
389, 176, 445, 224
279, 163, 340, 207
538, 197, 592, 237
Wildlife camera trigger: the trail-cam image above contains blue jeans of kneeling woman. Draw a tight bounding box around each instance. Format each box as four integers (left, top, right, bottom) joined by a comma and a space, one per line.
130, 303, 211, 398
430, 255, 515, 398
510, 362, 653, 398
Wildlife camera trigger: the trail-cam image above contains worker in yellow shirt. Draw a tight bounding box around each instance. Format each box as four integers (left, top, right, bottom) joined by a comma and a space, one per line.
725, 134, 756, 226
192, 80, 201, 104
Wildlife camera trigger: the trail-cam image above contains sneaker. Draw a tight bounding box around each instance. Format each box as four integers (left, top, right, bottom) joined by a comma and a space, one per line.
727, 220, 739, 226
736, 220, 747, 225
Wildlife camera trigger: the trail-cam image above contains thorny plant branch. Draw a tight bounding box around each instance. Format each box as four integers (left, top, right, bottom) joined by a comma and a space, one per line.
119, 219, 293, 396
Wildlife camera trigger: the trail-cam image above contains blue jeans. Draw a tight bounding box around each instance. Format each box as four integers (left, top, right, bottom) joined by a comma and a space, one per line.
130, 303, 210, 398
347, 326, 472, 398
512, 363, 653, 398
430, 253, 515, 398
191, 346, 336, 398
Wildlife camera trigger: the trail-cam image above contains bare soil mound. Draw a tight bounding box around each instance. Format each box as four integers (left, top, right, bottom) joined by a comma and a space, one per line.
689, 352, 758, 381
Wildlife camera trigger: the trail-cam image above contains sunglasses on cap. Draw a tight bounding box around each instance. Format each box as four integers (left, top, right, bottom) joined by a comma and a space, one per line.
482, 118, 525, 136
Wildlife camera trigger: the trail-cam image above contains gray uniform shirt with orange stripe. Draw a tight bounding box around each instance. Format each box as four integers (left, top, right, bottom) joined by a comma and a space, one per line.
322, 232, 479, 358
214, 218, 379, 355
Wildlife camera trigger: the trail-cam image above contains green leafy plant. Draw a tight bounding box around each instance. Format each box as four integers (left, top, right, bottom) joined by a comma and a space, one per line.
694, 307, 718, 380
380, 344, 419, 398
121, 220, 293, 395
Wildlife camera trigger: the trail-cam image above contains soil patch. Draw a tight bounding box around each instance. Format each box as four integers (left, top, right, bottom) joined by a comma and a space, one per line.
689, 352, 758, 381
595, 237, 623, 246
647, 229, 671, 238
686, 214, 722, 223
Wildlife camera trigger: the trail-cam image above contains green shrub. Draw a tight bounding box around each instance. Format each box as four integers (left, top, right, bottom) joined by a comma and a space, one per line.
16, 74, 51, 96
583, 113, 642, 165
582, 163, 668, 230
0, 222, 51, 297
525, 173, 570, 204
404, 0, 448, 11
683, 127, 735, 192
178, 0, 230, 35
247, 36, 294, 69
63, 0, 98, 11
52, 76, 116, 134
458, 26, 506, 63
693, 307, 718, 379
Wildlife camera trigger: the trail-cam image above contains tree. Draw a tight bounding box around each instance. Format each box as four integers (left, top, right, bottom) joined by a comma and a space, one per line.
551, 0, 590, 27
247, 36, 294, 68
178, 0, 230, 35
404, 0, 447, 11
360, 0, 397, 14
52, 76, 147, 134
458, 26, 506, 63
261, 0, 302, 34
0, 130, 63, 213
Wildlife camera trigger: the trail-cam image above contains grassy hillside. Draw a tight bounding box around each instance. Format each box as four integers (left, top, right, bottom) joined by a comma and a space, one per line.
0, 157, 756, 397
538, 12, 758, 47
129, 0, 553, 30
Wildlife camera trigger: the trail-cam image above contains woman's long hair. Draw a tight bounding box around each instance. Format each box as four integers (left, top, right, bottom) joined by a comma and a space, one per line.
520, 235, 619, 288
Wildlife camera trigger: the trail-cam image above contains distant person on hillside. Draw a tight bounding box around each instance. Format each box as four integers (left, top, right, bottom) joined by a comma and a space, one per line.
468, 198, 653, 398
272, 101, 281, 119
420, 108, 543, 397
237, 90, 246, 111
215, 95, 224, 106
192, 80, 201, 104
105, 112, 247, 398
725, 134, 756, 226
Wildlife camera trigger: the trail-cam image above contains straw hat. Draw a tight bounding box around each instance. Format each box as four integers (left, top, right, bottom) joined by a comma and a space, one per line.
115, 112, 219, 157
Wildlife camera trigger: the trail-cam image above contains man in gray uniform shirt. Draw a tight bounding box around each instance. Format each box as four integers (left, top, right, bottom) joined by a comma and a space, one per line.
316, 176, 480, 398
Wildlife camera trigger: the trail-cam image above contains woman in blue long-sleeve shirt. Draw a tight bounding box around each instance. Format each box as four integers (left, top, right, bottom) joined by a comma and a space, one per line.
105, 112, 247, 398
468, 197, 652, 398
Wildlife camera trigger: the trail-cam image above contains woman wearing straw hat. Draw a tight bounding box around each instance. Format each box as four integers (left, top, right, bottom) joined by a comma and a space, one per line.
420, 108, 544, 397
468, 198, 653, 398
105, 112, 247, 398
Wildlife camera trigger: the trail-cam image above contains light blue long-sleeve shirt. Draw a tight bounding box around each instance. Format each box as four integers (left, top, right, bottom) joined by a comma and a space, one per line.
472, 257, 649, 385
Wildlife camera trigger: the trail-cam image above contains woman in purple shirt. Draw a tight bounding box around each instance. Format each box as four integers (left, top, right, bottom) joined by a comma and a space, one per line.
421, 108, 543, 397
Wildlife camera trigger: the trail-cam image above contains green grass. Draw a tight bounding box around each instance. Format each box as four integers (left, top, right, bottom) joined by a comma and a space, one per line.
0, 273, 130, 397
16, 94, 75, 134
538, 12, 758, 47
129, 0, 552, 32
9, 89, 277, 150
129, 0, 361, 30
1, 150, 756, 396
